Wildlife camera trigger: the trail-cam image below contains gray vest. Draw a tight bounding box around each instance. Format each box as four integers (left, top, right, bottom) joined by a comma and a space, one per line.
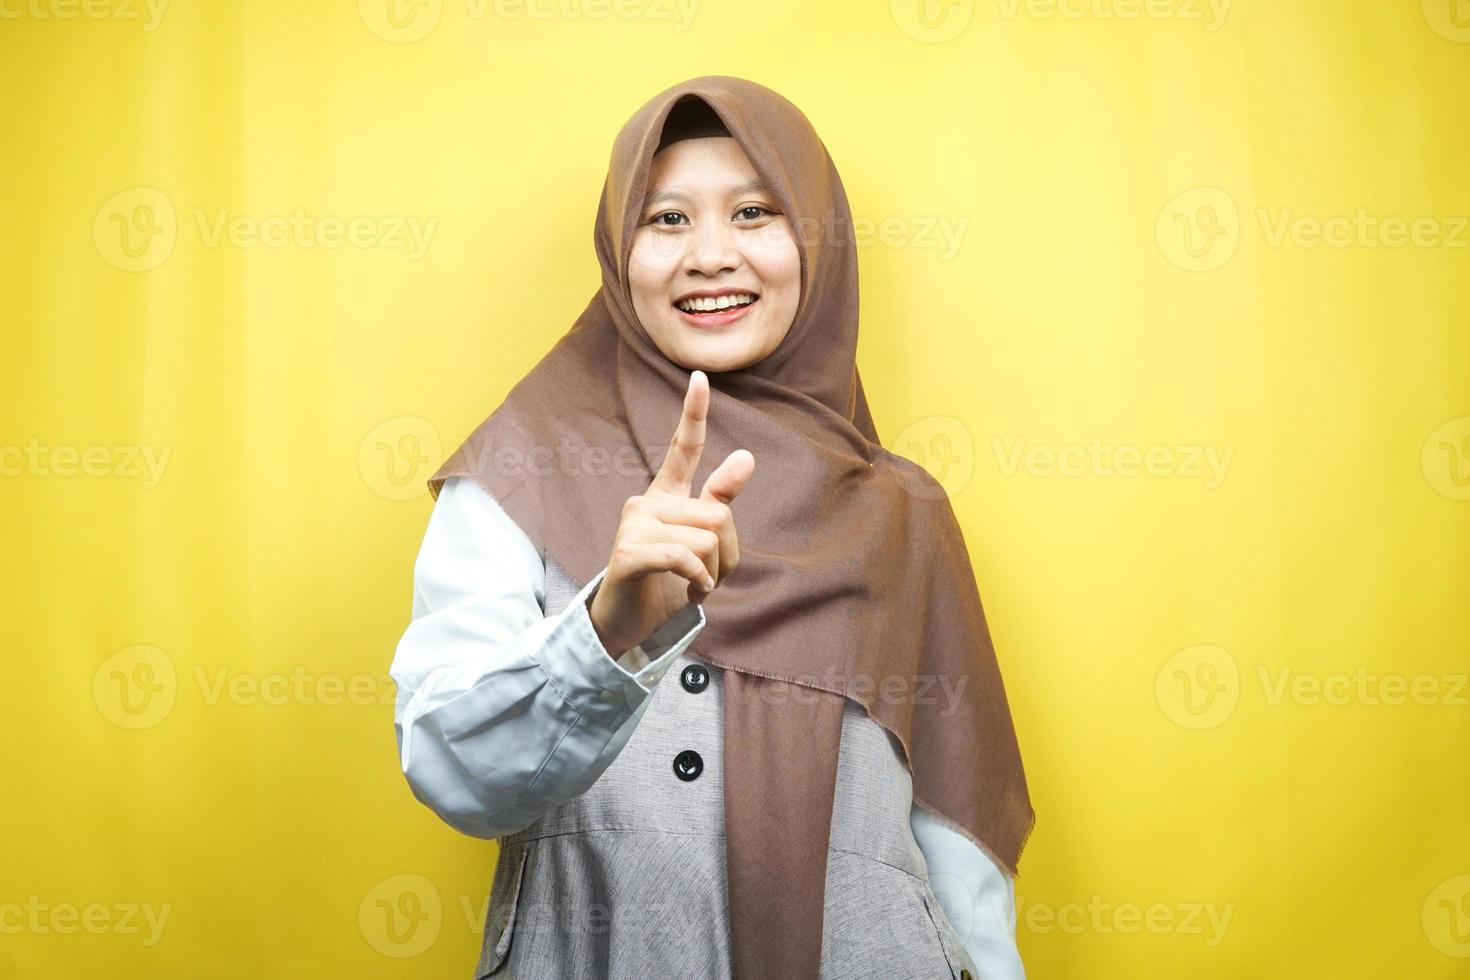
471, 557, 980, 979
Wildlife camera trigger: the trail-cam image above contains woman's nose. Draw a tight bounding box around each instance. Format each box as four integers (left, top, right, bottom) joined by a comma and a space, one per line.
683, 222, 739, 275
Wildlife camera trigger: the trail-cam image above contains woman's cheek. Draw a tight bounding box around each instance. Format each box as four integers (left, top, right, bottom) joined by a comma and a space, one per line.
744, 237, 797, 283
629, 233, 681, 281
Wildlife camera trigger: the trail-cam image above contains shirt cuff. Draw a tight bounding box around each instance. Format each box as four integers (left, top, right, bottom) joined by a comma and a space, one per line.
536, 566, 707, 718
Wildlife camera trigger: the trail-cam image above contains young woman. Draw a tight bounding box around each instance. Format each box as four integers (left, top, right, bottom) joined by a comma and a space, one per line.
390, 75, 1034, 979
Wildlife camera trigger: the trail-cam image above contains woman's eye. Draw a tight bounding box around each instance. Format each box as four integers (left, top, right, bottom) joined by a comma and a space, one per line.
645, 207, 773, 227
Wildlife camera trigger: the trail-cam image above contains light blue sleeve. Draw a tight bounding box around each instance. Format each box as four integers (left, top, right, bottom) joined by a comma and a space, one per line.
390, 475, 706, 839
911, 806, 1026, 979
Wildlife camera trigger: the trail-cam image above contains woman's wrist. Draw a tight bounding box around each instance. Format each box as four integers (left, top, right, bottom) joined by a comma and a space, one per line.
585, 585, 632, 659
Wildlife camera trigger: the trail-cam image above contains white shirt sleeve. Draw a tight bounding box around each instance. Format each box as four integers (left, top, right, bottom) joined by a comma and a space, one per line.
389, 475, 706, 839
911, 807, 1026, 978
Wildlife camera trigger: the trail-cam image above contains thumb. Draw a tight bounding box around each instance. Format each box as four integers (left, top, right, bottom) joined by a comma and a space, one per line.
699, 449, 755, 505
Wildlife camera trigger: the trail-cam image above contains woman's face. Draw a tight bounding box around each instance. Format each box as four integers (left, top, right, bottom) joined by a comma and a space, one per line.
628, 136, 801, 373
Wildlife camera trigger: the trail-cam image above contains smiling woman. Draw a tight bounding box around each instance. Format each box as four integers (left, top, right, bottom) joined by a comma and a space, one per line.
628, 96, 802, 373
391, 75, 1032, 980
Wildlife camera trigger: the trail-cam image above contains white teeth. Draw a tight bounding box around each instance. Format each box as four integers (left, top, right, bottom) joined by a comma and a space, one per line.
676, 293, 755, 313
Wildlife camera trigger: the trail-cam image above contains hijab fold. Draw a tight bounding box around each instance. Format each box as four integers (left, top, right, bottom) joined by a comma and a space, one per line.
428, 74, 1034, 979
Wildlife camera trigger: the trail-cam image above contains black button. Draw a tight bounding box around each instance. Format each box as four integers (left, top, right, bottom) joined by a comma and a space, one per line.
680, 663, 710, 693
672, 749, 703, 781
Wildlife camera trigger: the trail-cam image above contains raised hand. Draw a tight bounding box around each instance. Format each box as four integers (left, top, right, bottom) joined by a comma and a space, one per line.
586, 370, 755, 658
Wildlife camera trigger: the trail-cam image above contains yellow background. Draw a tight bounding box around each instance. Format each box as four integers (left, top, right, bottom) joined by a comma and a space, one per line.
3, 0, 1468, 976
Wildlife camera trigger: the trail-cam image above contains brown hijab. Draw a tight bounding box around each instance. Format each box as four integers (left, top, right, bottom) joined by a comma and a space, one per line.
428, 74, 1033, 979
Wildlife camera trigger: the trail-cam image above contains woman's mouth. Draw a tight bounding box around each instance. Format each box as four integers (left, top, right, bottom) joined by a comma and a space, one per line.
673, 292, 759, 328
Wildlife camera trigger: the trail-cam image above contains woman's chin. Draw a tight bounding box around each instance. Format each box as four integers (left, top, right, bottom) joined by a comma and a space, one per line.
671, 336, 759, 373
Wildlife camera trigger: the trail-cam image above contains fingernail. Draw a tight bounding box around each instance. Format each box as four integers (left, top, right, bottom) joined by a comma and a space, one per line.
704, 575, 715, 591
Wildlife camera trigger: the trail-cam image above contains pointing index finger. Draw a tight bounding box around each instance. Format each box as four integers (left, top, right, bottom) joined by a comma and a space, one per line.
649, 370, 708, 496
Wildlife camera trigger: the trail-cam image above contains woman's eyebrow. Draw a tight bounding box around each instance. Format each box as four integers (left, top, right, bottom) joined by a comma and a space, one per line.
644, 179, 772, 209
